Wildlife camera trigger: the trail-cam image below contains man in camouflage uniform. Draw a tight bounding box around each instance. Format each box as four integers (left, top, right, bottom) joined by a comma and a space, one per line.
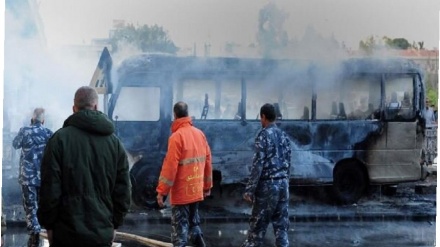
13, 108, 53, 247
241, 103, 292, 247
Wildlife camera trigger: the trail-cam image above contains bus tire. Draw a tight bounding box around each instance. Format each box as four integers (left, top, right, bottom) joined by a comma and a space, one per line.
332, 162, 367, 204
130, 165, 164, 209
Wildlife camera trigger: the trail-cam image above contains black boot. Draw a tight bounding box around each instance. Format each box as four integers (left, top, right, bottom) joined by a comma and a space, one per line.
27, 233, 40, 247
192, 234, 206, 247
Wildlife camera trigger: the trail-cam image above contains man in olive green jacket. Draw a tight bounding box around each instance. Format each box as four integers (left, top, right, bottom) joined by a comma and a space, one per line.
37, 86, 131, 247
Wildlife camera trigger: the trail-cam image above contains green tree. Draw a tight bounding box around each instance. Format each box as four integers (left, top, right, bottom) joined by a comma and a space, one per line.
110, 23, 178, 54
360, 36, 415, 53
256, 2, 289, 58
383, 37, 411, 50
382, 36, 392, 47
359, 35, 378, 55
390, 38, 411, 49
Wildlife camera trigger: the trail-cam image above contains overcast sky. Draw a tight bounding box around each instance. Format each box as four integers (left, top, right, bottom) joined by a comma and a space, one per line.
38, 0, 440, 51
1, 1, 439, 131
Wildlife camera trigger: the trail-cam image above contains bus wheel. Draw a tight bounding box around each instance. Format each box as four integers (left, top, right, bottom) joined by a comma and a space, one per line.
130, 166, 164, 209
332, 162, 367, 204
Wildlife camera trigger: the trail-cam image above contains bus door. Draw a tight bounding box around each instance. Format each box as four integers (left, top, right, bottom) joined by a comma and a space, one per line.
110, 81, 170, 207
379, 74, 421, 182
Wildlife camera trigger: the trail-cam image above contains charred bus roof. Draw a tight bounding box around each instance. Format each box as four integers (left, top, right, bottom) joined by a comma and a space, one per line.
114, 54, 423, 87
341, 57, 423, 74
116, 54, 310, 80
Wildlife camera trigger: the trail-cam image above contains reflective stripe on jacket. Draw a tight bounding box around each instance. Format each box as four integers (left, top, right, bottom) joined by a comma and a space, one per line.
157, 116, 212, 205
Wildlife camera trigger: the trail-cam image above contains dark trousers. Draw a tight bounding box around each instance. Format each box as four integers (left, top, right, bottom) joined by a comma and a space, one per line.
21, 185, 41, 234
242, 179, 289, 247
171, 202, 203, 247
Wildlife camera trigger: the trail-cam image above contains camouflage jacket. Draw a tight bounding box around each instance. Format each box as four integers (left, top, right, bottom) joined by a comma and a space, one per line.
245, 123, 292, 196
12, 122, 53, 186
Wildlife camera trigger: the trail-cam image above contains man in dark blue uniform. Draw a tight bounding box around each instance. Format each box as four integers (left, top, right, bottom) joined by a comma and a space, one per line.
13, 108, 53, 247
241, 103, 292, 247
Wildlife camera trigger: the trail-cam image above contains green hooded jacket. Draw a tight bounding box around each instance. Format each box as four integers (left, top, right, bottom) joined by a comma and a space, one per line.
38, 110, 131, 247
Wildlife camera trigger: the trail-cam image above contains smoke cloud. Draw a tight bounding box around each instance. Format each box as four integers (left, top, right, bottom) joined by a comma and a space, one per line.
4, 8, 102, 132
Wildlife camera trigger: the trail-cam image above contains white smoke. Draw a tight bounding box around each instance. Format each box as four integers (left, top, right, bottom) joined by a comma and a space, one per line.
4, 9, 98, 132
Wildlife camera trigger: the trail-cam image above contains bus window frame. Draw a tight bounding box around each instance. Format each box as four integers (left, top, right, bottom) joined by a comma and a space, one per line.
382, 73, 419, 122
109, 73, 168, 122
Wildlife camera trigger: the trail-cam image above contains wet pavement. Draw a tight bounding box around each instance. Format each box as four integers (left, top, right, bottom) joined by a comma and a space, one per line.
4, 219, 436, 247
122, 174, 436, 224
2, 175, 436, 246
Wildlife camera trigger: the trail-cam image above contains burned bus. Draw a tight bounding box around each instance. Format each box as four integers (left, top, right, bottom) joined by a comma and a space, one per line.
90, 47, 432, 208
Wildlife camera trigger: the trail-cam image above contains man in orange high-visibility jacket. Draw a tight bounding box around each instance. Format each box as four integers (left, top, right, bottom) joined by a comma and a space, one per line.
157, 101, 212, 247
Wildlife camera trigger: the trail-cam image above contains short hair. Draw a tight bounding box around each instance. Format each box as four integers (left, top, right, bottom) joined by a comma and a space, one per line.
32, 108, 45, 122
74, 86, 98, 110
260, 103, 276, 122
173, 102, 189, 118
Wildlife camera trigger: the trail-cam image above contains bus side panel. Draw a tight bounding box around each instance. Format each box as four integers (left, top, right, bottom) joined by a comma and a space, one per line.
287, 121, 383, 184
290, 150, 333, 184
282, 122, 332, 184
194, 120, 261, 184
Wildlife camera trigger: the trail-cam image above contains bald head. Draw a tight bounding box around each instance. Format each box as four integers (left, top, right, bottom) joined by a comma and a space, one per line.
74, 86, 98, 112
